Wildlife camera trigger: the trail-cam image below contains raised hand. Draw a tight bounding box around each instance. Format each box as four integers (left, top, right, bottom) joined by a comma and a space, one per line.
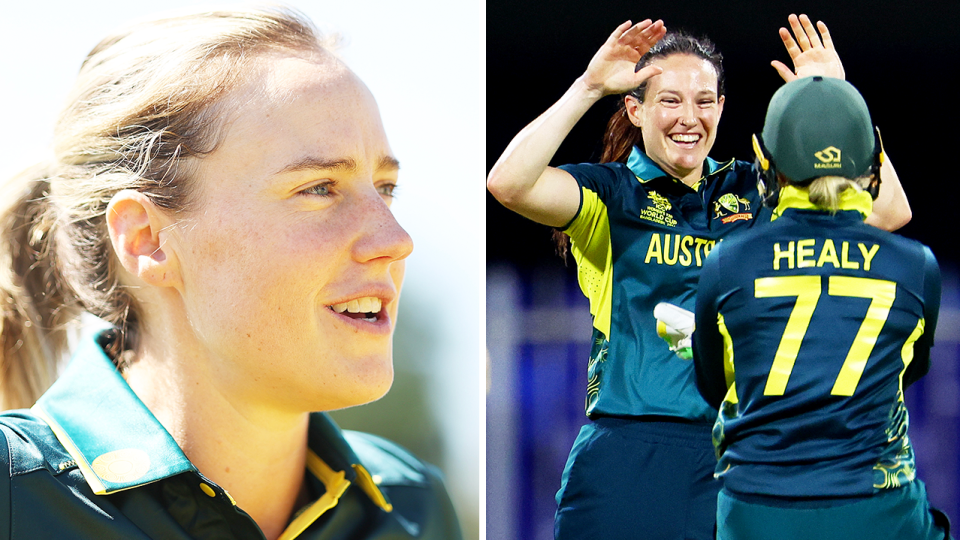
581, 19, 667, 97
771, 14, 845, 83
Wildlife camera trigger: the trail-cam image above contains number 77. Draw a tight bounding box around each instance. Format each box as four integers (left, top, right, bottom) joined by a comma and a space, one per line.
755, 275, 896, 396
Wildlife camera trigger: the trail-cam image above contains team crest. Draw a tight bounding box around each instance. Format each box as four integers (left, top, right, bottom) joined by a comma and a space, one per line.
713, 193, 753, 224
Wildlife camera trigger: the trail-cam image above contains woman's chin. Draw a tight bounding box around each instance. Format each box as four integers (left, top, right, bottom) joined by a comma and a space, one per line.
319, 360, 395, 412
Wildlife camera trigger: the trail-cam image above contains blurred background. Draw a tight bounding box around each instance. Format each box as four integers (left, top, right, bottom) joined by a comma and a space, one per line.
0, 1, 481, 538
487, 0, 960, 538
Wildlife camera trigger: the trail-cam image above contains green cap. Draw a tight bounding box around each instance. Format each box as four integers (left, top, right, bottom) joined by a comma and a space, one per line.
762, 76, 874, 183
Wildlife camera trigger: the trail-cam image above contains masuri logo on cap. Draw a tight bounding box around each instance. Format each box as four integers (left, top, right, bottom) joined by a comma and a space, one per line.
814, 146, 842, 166
761, 76, 874, 183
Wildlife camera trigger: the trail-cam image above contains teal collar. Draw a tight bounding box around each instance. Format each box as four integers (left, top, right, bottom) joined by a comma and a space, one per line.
625, 146, 725, 185
33, 331, 387, 509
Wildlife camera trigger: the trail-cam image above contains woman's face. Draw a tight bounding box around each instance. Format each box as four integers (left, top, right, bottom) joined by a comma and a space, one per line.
169, 52, 412, 413
628, 53, 724, 184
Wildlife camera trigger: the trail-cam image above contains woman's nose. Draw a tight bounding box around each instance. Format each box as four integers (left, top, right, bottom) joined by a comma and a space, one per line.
678, 102, 698, 127
352, 191, 414, 264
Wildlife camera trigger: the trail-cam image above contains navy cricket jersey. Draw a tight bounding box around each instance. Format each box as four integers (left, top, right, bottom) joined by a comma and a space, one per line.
559, 147, 771, 421
693, 186, 942, 498
0, 331, 462, 539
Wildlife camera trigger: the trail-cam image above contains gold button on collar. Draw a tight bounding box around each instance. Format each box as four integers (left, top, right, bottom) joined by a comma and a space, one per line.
200, 483, 217, 497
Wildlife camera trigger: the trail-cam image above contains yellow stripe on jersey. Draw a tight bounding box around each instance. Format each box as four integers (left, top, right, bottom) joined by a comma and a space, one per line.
717, 313, 738, 405
565, 187, 614, 337
898, 319, 926, 401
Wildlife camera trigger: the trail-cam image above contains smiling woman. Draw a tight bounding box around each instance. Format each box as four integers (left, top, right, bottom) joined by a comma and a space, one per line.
0, 6, 460, 540
486, 14, 911, 540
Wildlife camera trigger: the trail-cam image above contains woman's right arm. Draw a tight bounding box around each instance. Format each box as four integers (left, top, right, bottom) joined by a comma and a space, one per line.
486, 19, 665, 228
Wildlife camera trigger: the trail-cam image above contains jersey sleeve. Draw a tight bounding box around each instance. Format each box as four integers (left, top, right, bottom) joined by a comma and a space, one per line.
693, 242, 730, 410
0, 426, 11, 540
557, 162, 621, 233
903, 246, 942, 388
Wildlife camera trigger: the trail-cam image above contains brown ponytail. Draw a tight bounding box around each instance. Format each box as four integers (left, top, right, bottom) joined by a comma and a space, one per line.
600, 105, 645, 165
0, 167, 77, 410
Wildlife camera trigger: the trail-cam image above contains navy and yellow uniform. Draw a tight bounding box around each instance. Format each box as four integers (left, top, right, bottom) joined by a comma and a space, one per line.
0, 331, 462, 540
553, 146, 770, 539
693, 187, 948, 540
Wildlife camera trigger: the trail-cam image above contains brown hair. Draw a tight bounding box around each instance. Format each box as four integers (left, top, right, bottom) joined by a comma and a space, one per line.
601, 31, 725, 164
0, 6, 337, 410
555, 32, 726, 259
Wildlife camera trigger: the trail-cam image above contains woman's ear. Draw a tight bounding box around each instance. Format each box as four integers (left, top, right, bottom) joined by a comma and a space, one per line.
106, 190, 181, 288
624, 95, 643, 128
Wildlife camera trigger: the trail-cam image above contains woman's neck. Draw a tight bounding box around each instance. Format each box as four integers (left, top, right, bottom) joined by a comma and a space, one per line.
122, 334, 311, 540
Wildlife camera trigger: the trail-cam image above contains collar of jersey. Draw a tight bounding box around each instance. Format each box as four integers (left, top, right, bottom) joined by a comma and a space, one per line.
626, 146, 725, 188
31, 329, 391, 512
772, 184, 873, 221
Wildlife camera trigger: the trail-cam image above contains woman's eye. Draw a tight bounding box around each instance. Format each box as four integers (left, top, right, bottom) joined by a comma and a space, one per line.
377, 183, 398, 198
302, 181, 335, 197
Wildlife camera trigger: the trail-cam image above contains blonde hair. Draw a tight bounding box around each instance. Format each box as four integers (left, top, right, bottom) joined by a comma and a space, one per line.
0, 6, 337, 410
807, 176, 867, 212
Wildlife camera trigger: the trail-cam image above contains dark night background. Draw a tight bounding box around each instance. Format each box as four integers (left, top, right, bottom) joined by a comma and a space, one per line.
487, 1, 960, 537
487, 0, 958, 268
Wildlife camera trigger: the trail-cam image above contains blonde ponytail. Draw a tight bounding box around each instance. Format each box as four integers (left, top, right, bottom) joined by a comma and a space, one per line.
808, 176, 863, 213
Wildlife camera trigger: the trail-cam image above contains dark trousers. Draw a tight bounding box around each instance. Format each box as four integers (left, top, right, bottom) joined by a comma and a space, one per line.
555, 417, 719, 540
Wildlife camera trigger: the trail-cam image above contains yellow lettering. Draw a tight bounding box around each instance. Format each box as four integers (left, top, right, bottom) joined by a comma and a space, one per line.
841, 242, 859, 269
679, 236, 694, 266
797, 239, 816, 268
645, 234, 663, 264
859, 243, 880, 271
694, 239, 708, 266
774, 241, 795, 270
817, 239, 840, 268
664, 234, 680, 265
703, 240, 716, 260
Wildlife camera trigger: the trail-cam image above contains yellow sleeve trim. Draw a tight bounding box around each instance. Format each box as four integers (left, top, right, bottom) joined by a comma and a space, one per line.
565, 187, 614, 336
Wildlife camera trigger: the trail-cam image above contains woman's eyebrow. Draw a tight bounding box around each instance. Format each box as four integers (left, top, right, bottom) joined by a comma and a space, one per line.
378, 155, 400, 171
277, 157, 358, 174
276, 155, 400, 175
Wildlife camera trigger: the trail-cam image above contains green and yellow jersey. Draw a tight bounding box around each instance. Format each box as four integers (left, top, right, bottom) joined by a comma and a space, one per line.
693, 186, 941, 497
559, 147, 770, 421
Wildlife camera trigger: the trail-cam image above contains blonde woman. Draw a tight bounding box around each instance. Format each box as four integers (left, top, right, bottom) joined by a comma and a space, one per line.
0, 6, 461, 539
693, 76, 949, 540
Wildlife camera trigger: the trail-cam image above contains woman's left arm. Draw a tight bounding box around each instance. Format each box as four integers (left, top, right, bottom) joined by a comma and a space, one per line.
864, 152, 911, 231
693, 248, 731, 410
771, 14, 911, 231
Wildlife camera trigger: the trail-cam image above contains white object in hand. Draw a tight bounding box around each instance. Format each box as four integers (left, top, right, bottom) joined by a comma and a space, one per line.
654, 302, 695, 360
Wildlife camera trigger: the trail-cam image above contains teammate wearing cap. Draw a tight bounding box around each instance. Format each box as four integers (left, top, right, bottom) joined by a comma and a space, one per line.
488, 13, 913, 540
693, 76, 951, 540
